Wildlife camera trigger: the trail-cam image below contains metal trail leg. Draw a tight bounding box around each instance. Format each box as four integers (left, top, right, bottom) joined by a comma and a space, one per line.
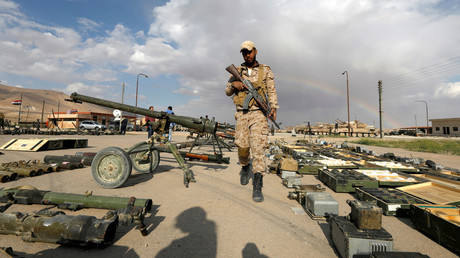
165, 141, 196, 187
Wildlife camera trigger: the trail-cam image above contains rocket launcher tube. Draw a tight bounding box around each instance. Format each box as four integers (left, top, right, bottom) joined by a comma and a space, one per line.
0, 188, 152, 212
42, 192, 152, 212
69, 92, 217, 134
0, 211, 118, 246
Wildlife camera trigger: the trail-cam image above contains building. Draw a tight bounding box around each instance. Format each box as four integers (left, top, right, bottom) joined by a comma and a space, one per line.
47, 110, 135, 130
430, 118, 460, 136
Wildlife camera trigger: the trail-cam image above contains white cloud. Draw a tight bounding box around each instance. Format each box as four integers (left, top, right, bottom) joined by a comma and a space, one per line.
63, 82, 111, 97
434, 82, 460, 98
0, 0, 459, 128
77, 17, 101, 32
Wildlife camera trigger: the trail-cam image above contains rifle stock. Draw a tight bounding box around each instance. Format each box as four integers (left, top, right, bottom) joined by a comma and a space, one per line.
226, 64, 280, 129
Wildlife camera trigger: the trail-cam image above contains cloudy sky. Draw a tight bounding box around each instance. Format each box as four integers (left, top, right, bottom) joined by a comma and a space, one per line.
1, 0, 459, 129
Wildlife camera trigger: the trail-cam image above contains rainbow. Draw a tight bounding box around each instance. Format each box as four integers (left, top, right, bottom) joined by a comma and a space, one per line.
277, 75, 403, 129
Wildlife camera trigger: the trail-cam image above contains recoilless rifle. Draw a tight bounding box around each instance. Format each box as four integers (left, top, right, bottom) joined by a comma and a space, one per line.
66, 92, 229, 189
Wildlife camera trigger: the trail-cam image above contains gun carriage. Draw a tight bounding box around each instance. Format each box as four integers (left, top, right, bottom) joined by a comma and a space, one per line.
66, 93, 229, 189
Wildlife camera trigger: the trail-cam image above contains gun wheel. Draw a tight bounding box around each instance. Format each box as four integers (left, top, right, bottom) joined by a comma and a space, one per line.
91, 147, 132, 188
129, 146, 160, 174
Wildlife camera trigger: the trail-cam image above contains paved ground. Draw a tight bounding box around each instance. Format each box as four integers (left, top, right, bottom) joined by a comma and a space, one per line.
0, 132, 458, 257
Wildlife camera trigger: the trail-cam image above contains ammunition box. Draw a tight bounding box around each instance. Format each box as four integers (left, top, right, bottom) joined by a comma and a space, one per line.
298, 164, 324, 174
367, 161, 419, 173
305, 192, 338, 217
353, 170, 420, 187
288, 184, 326, 205
291, 149, 314, 159
348, 200, 382, 230
318, 169, 379, 193
282, 175, 302, 188
279, 157, 298, 172
330, 215, 393, 258
397, 182, 460, 205
281, 170, 297, 179
367, 251, 430, 258
356, 188, 429, 216
410, 204, 460, 254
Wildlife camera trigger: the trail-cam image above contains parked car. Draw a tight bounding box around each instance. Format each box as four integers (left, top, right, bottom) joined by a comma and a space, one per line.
108, 120, 134, 131
79, 120, 106, 131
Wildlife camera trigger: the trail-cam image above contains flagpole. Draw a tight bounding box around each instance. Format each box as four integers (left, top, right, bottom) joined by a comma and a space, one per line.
17, 94, 22, 126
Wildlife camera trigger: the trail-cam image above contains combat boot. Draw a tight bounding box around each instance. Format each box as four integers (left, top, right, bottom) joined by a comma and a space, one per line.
252, 172, 264, 202
240, 164, 251, 185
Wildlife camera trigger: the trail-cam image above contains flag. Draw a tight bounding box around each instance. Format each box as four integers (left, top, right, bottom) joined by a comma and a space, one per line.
11, 100, 22, 105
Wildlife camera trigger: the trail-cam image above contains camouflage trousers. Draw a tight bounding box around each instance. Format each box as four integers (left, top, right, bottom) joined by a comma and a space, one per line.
234, 110, 269, 174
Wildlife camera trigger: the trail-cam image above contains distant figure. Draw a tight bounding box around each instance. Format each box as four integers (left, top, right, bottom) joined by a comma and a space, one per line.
120, 118, 128, 135
145, 106, 156, 138
165, 106, 175, 142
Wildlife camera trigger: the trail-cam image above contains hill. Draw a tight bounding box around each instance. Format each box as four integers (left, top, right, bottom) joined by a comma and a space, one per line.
0, 84, 113, 123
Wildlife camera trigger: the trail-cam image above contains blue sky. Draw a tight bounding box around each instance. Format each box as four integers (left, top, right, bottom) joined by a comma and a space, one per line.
1, 0, 460, 128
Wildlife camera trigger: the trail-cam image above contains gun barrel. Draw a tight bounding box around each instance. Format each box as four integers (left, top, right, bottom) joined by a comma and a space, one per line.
69, 92, 217, 134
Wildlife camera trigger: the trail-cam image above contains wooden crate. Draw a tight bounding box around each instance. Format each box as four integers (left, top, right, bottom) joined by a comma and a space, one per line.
397, 182, 460, 205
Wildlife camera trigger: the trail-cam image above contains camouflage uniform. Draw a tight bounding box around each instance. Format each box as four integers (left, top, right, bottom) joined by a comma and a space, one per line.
225, 62, 279, 174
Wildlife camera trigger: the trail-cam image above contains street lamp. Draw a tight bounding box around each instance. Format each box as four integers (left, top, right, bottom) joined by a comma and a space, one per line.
135, 73, 148, 109
342, 71, 351, 136
416, 100, 429, 128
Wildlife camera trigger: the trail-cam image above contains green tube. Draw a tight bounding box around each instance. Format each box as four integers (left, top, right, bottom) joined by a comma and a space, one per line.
42, 192, 152, 212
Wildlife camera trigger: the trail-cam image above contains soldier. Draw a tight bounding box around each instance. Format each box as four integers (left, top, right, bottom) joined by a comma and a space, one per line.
225, 40, 279, 202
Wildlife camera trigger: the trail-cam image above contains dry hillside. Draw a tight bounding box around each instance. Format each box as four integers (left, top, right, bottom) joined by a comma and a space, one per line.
0, 84, 113, 123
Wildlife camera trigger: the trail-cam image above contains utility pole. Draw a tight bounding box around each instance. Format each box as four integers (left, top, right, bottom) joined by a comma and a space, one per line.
41, 101, 45, 125
378, 81, 383, 138
121, 82, 125, 104
342, 71, 351, 136
17, 94, 22, 125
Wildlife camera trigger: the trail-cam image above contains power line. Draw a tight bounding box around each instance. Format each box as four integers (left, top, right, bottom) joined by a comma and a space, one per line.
383, 55, 460, 91
384, 55, 460, 83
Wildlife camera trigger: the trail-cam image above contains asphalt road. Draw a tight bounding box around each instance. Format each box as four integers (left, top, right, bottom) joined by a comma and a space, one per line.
0, 132, 458, 257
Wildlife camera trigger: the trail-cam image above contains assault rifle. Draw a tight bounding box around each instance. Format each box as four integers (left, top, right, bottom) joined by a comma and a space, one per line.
226, 64, 280, 129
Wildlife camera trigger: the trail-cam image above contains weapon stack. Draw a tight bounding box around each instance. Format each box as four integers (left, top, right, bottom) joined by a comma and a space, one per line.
0, 186, 153, 246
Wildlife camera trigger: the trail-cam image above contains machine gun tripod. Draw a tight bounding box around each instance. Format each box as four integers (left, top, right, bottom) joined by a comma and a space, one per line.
66, 93, 229, 189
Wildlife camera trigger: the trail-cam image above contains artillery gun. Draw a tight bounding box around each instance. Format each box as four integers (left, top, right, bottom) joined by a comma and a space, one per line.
66, 92, 228, 189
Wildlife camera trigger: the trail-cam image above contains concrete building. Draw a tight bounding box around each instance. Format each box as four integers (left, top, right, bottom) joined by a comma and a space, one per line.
430, 118, 460, 136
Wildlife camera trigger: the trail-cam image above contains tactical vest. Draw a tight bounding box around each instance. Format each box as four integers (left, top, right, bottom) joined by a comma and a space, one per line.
233, 65, 268, 108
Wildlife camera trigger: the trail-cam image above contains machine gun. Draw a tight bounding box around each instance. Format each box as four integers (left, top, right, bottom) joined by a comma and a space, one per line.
66, 92, 228, 189
226, 64, 280, 129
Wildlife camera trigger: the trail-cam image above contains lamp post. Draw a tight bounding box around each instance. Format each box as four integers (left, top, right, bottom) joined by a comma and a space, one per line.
416, 100, 429, 130
135, 73, 148, 109
135, 73, 148, 130
342, 71, 351, 136
121, 82, 125, 104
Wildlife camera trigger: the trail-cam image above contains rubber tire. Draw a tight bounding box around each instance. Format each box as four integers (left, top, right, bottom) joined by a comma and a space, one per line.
80, 126, 85, 130
91, 147, 132, 188
129, 146, 160, 174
